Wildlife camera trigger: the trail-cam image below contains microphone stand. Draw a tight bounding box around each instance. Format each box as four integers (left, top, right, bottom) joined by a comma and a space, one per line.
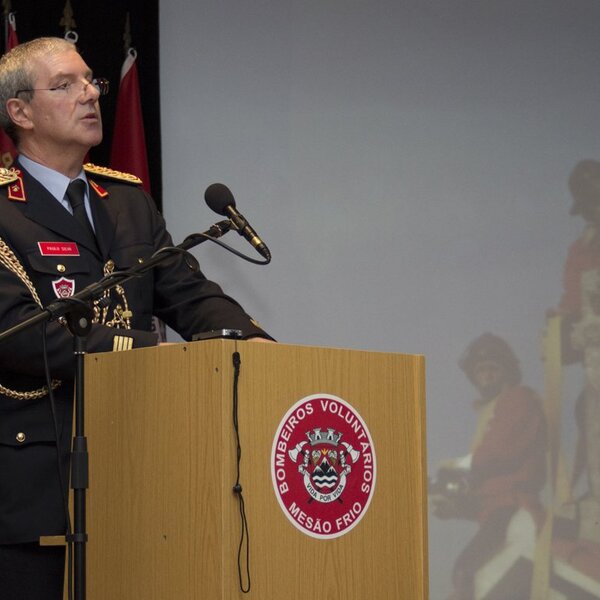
0, 219, 232, 600
65, 302, 93, 600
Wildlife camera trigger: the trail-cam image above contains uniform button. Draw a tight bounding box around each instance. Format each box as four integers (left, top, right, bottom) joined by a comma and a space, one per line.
16, 432, 26, 443
57, 264, 66, 273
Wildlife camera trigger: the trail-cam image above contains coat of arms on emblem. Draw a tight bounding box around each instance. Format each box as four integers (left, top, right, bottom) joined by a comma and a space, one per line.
52, 277, 75, 298
288, 428, 361, 504
271, 394, 377, 539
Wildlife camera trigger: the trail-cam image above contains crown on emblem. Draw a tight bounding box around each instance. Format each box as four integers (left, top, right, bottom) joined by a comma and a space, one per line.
306, 428, 343, 446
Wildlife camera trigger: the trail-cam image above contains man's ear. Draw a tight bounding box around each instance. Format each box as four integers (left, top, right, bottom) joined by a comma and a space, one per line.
5, 97, 33, 131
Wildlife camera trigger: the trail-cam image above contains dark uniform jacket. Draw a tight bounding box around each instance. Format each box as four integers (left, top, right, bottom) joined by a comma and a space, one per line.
0, 161, 269, 544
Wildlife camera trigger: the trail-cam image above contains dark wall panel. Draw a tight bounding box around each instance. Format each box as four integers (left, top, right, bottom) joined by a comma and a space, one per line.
1, 1, 161, 207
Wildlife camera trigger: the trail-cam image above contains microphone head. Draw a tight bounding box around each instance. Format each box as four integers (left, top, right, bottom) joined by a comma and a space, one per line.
204, 183, 236, 216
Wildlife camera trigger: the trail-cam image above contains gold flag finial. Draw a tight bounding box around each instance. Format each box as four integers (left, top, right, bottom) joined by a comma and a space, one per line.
2, 1, 12, 18
59, 0, 77, 32
123, 12, 132, 52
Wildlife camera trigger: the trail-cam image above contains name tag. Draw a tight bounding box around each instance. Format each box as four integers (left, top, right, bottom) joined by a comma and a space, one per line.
38, 241, 80, 256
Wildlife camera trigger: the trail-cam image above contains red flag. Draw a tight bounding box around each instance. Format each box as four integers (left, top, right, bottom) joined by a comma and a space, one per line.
110, 48, 151, 193
111, 44, 164, 339
0, 13, 18, 168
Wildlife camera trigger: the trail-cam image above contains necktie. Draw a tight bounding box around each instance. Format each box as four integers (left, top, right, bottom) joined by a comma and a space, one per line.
65, 179, 96, 241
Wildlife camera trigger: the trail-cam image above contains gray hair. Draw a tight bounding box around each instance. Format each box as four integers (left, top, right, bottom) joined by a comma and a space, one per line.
0, 37, 78, 143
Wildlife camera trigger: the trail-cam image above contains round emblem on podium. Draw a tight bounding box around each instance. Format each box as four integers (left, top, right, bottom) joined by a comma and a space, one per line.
270, 393, 376, 539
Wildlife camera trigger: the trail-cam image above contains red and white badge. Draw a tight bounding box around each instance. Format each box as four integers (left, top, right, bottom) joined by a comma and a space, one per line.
52, 277, 75, 298
271, 393, 377, 539
38, 242, 79, 256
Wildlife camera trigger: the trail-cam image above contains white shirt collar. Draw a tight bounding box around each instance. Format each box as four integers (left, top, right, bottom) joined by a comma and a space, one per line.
19, 154, 88, 205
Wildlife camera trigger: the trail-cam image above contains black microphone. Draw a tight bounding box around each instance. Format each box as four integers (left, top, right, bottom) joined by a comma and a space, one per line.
204, 183, 271, 260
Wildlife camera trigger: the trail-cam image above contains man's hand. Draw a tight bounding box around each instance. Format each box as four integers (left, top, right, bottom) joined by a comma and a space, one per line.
246, 337, 276, 343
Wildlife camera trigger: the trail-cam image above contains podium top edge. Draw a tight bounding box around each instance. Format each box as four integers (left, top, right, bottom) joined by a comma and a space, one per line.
138, 338, 425, 359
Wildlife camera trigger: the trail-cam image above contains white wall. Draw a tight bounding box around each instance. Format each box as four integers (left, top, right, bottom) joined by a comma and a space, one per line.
159, 2, 600, 596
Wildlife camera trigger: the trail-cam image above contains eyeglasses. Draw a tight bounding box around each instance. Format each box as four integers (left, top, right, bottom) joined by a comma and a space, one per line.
15, 78, 110, 98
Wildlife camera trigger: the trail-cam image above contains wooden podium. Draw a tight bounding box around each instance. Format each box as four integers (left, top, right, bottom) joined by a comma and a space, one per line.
81, 340, 428, 599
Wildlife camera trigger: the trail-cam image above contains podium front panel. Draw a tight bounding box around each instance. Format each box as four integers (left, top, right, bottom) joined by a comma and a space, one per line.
83, 340, 427, 599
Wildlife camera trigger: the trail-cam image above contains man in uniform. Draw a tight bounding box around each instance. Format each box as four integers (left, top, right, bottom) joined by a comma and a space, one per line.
0, 37, 272, 598
430, 333, 546, 600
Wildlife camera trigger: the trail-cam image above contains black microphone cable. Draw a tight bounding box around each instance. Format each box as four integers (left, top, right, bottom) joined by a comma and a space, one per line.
231, 351, 251, 593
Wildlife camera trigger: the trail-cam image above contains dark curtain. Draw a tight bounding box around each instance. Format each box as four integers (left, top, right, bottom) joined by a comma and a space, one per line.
1, 0, 162, 209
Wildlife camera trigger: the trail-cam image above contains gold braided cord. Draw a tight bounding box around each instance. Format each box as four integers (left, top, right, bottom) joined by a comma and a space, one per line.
0, 378, 61, 400
0, 237, 43, 306
0, 236, 61, 400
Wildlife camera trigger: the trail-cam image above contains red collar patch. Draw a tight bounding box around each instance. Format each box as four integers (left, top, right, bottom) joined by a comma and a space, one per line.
89, 179, 109, 198
7, 169, 25, 202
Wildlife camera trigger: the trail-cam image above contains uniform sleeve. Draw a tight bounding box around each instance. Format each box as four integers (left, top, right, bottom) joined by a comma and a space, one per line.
137, 191, 272, 341
470, 388, 546, 483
